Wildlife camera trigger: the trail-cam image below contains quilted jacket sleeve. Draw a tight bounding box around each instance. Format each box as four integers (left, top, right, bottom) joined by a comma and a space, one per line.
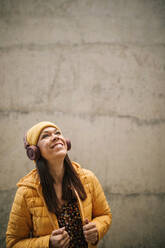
6, 187, 50, 248
89, 172, 112, 241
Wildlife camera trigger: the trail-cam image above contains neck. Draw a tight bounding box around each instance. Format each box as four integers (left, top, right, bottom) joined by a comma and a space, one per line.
47, 157, 65, 185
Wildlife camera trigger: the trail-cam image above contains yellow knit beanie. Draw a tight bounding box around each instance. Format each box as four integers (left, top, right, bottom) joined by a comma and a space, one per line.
26, 121, 61, 146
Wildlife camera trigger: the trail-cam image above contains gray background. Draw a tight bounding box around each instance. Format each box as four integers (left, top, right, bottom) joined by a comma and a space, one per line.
0, 0, 165, 247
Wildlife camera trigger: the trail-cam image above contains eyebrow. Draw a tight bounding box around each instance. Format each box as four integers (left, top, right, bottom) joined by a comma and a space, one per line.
41, 131, 51, 134
41, 129, 58, 135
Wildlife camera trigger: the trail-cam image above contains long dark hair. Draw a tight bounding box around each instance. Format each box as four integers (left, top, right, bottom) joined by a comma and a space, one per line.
36, 154, 87, 215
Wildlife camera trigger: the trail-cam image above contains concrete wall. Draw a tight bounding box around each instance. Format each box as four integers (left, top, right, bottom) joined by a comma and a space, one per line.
0, 0, 165, 247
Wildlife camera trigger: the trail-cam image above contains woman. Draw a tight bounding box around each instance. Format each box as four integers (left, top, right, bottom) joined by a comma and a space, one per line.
6, 121, 112, 248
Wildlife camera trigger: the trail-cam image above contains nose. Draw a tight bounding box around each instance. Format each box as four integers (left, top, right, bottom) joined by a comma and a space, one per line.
51, 133, 59, 141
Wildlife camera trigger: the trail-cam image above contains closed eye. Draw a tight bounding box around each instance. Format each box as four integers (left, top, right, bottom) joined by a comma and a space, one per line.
41, 134, 49, 139
41, 130, 61, 139
55, 131, 61, 135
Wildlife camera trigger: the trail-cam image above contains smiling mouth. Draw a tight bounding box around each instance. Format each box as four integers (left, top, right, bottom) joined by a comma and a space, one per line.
50, 142, 63, 149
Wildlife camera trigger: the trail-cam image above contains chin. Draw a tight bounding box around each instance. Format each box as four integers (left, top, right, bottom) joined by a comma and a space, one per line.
54, 150, 67, 159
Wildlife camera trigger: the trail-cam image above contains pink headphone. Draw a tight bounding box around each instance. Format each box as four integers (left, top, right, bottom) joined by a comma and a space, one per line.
23, 135, 71, 160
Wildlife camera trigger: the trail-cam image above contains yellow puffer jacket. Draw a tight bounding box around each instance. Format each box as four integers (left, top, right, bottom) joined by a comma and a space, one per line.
6, 162, 112, 248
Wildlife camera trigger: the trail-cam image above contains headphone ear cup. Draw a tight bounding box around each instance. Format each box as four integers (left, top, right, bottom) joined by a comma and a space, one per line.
26, 145, 41, 160
66, 139, 71, 151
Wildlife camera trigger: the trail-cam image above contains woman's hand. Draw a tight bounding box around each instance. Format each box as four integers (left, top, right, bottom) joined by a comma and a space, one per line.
83, 218, 98, 245
49, 227, 70, 248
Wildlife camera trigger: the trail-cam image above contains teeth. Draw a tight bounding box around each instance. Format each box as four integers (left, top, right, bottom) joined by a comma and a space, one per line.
54, 143, 63, 148
56, 144, 63, 147
51, 143, 63, 149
